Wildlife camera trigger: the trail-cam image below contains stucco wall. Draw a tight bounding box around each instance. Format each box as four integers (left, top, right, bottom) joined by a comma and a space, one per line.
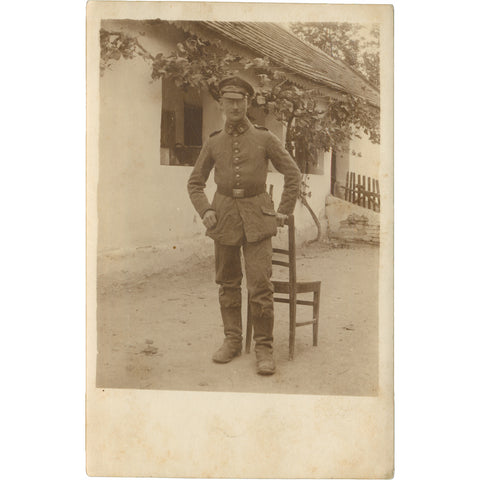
97, 166, 331, 282
98, 21, 183, 253
99, 54, 164, 253
349, 133, 381, 180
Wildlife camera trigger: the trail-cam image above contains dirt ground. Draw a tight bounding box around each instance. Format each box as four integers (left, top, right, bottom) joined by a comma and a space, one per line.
96, 242, 378, 396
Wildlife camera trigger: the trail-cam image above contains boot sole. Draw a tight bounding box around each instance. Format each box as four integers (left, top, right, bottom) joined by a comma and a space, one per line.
257, 368, 275, 375
212, 350, 241, 364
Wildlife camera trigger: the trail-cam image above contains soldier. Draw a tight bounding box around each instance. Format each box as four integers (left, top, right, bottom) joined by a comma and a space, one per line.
187, 76, 301, 375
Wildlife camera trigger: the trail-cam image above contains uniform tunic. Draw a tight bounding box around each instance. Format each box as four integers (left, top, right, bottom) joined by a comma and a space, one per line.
187, 119, 301, 245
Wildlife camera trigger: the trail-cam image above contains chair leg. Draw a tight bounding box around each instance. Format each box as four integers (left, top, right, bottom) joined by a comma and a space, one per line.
245, 292, 253, 354
313, 285, 320, 347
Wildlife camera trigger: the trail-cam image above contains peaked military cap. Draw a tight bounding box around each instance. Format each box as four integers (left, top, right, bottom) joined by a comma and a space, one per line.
218, 76, 255, 99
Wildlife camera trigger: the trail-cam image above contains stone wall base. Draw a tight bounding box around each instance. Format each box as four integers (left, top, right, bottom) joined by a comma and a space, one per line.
325, 195, 380, 245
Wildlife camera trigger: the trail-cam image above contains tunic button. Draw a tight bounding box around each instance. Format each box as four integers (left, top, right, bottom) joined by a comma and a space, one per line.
234, 157, 240, 161
234, 149, 239, 153
233, 142, 239, 146
233, 133, 238, 137
235, 166, 240, 171
236, 174, 240, 178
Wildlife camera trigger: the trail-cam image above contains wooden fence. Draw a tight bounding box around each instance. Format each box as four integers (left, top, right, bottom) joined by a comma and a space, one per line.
344, 171, 381, 212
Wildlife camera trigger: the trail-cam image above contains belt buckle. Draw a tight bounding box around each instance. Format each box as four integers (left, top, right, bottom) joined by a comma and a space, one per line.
232, 188, 245, 198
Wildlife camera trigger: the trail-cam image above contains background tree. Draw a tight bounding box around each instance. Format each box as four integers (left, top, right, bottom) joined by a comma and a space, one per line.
290, 22, 380, 88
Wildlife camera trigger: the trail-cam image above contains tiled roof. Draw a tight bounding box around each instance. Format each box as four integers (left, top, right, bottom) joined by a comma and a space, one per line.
176, 21, 379, 107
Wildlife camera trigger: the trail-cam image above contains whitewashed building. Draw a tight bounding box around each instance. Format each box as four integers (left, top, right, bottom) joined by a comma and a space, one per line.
96, 20, 380, 278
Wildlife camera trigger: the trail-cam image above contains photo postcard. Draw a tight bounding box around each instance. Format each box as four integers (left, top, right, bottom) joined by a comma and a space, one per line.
86, 2, 394, 477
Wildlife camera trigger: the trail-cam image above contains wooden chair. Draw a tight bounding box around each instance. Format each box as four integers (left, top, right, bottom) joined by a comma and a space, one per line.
245, 214, 321, 360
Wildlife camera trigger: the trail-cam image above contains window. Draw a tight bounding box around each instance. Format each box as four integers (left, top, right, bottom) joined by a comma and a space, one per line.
161, 110, 176, 149
160, 80, 203, 166
183, 104, 202, 146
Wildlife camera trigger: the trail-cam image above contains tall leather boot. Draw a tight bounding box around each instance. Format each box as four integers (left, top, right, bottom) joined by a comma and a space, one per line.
212, 306, 243, 363
253, 307, 276, 375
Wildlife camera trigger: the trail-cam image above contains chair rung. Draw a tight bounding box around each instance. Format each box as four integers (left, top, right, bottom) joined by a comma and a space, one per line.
295, 281, 321, 293
273, 280, 321, 294
273, 248, 290, 255
296, 300, 314, 306
272, 281, 290, 293
273, 297, 314, 306
296, 320, 316, 327
272, 260, 290, 267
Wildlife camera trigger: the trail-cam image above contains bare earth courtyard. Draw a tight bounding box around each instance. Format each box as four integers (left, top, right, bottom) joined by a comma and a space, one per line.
96, 243, 379, 396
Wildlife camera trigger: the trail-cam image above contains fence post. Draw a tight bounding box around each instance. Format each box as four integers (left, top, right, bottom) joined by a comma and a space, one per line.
368, 177, 372, 210
351, 172, 356, 204
375, 179, 381, 212
357, 174, 361, 205
362, 175, 366, 207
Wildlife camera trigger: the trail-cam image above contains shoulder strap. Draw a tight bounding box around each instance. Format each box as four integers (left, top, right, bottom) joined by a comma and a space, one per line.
209, 129, 222, 137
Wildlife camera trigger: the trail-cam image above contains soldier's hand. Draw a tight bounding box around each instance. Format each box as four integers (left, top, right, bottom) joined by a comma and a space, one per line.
202, 210, 217, 229
276, 212, 289, 227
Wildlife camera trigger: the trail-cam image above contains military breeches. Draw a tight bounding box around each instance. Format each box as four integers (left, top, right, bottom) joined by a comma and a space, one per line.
215, 238, 274, 349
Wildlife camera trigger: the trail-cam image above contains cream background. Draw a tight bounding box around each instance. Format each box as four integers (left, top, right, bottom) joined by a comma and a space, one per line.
87, 2, 394, 477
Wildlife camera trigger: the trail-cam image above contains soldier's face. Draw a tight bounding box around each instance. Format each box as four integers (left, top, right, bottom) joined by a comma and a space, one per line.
220, 97, 249, 123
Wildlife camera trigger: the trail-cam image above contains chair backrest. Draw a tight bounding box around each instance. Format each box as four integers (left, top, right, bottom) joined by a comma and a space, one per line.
272, 214, 297, 290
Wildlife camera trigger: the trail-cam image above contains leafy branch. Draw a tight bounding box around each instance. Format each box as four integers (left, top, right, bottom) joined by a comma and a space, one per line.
100, 29, 153, 74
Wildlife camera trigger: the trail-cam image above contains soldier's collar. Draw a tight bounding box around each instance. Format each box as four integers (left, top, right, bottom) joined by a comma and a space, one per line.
225, 119, 251, 136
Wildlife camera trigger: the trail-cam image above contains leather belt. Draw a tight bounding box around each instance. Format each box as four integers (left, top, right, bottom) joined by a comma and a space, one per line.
217, 184, 266, 199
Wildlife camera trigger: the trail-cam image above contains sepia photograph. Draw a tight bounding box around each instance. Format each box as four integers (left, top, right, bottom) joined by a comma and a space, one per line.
86, 2, 393, 477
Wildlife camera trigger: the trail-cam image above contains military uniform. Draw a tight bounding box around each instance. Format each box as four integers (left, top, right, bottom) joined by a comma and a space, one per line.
187, 77, 301, 374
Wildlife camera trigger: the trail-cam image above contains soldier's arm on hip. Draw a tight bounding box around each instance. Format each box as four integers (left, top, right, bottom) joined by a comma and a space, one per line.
202, 209, 217, 229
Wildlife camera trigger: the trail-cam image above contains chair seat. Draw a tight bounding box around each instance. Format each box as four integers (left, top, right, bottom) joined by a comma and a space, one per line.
272, 279, 321, 294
